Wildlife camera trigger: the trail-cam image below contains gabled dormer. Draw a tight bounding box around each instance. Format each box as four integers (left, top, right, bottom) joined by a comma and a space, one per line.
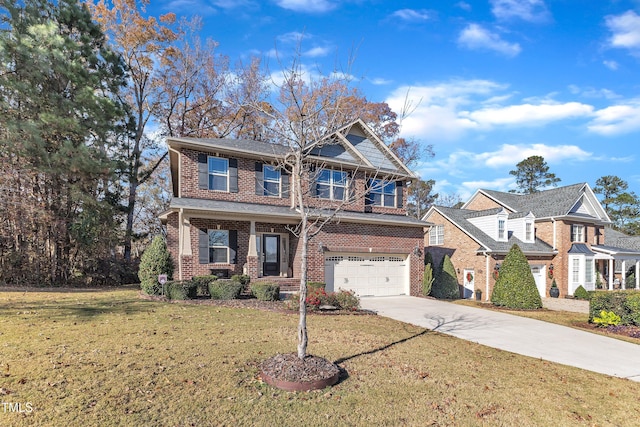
510, 211, 536, 244
496, 210, 509, 242
465, 208, 510, 242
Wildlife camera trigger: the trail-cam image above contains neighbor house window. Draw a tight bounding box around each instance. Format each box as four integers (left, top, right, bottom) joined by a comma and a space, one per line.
572, 258, 580, 283
208, 157, 229, 191
571, 224, 584, 242
263, 165, 281, 197
498, 219, 506, 240
316, 169, 347, 200
525, 222, 533, 242
369, 179, 396, 207
209, 230, 230, 263
429, 225, 444, 246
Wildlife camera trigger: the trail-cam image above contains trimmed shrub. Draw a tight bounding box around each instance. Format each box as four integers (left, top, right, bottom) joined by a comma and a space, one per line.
334, 290, 360, 310
491, 244, 542, 309
590, 290, 640, 326
573, 285, 590, 300
284, 293, 301, 311
231, 274, 251, 286
422, 263, 435, 297
192, 275, 218, 297
165, 280, 197, 300
138, 235, 174, 295
250, 283, 281, 301
208, 279, 244, 300
430, 254, 459, 299
307, 281, 326, 291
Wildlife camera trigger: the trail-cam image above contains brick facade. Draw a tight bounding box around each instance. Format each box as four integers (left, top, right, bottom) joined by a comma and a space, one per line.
164, 134, 425, 296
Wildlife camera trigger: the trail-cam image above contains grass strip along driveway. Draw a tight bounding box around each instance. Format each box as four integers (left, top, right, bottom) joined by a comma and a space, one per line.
1, 289, 639, 426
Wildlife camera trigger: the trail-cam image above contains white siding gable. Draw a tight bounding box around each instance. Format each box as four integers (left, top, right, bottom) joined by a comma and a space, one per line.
467, 209, 509, 242
511, 212, 536, 243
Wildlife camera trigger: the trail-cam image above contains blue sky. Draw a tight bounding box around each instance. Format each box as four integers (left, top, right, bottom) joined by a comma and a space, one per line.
152, 0, 640, 201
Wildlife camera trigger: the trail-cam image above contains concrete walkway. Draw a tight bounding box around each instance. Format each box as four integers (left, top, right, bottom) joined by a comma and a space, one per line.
360, 296, 640, 382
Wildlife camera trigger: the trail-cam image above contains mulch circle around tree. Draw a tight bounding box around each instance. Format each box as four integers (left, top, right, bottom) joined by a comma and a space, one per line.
259, 353, 341, 392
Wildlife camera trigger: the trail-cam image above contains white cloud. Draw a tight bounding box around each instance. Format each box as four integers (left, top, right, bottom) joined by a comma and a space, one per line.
606, 11, 640, 51
369, 77, 393, 85
456, 2, 472, 12
603, 60, 619, 70
490, 0, 550, 23
276, 31, 312, 44
476, 143, 592, 168
461, 177, 515, 194
461, 102, 594, 128
304, 46, 331, 57
457, 24, 521, 57
588, 101, 640, 135
275, 0, 336, 13
568, 85, 620, 100
390, 9, 431, 22
386, 80, 508, 140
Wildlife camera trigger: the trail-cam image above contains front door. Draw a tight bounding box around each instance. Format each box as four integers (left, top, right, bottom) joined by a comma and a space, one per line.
263, 234, 280, 276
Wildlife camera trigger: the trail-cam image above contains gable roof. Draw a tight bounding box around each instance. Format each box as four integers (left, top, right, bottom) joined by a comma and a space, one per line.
605, 228, 640, 251
306, 119, 416, 178
167, 119, 416, 179
463, 183, 611, 223
425, 205, 556, 256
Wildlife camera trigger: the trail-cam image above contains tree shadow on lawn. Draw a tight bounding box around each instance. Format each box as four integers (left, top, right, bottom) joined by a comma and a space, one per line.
0, 296, 152, 322
333, 316, 473, 384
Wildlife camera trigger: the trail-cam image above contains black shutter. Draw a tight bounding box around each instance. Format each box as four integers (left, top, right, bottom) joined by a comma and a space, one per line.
198, 228, 209, 264
229, 159, 238, 193
198, 154, 208, 190
396, 181, 404, 208
229, 230, 238, 264
255, 162, 263, 195
281, 170, 290, 198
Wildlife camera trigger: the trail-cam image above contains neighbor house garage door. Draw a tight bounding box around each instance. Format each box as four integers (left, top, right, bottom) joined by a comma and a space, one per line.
324, 253, 409, 297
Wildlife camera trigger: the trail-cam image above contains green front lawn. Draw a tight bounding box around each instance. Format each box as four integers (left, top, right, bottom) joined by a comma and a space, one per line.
1, 289, 639, 426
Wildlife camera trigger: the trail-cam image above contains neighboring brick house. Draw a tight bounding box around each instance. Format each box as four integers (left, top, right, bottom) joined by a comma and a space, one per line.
160, 119, 427, 296
423, 183, 640, 299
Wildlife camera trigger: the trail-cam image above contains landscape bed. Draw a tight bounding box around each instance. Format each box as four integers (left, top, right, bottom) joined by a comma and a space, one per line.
1, 288, 639, 426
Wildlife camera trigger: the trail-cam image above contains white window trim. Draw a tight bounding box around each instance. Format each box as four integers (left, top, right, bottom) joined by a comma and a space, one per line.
497, 218, 507, 242
317, 169, 347, 201
525, 221, 534, 243
571, 224, 585, 243
263, 165, 281, 197
429, 225, 444, 246
208, 156, 229, 192
208, 229, 230, 263
370, 179, 397, 207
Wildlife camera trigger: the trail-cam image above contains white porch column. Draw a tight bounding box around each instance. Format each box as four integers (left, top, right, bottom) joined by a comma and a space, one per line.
609, 259, 614, 290
622, 260, 627, 289
248, 220, 257, 257
636, 260, 639, 290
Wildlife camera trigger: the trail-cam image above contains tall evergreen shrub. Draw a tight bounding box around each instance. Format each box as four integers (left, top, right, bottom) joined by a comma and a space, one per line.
431, 254, 459, 299
138, 235, 174, 295
491, 244, 542, 309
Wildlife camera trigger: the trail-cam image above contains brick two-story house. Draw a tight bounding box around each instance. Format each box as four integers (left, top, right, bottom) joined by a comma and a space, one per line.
423, 183, 640, 299
160, 120, 427, 296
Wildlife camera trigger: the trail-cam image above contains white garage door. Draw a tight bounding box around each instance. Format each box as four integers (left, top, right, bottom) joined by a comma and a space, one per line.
324, 253, 409, 297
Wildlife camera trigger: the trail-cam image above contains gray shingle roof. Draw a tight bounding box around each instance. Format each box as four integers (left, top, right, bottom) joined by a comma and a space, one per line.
480, 183, 587, 218
434, 206, 555, 255
169, 197, 429, 228
170, 137, 291, 158
605, 228, 640, 251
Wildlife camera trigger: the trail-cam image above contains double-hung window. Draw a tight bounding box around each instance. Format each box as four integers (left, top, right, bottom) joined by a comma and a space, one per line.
429, 225, 444, 245
525, 222, 533, 242
263, 166, 281, 197
571, 224, 584, 242
316, 169, 347, 201
209, 230, 230, 263
208, 157, 229, 191
370, 179, 396, 207
498, 219, 506, 240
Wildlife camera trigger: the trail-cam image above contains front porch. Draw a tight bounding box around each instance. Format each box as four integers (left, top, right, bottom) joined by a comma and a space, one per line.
593, 245, 640, 291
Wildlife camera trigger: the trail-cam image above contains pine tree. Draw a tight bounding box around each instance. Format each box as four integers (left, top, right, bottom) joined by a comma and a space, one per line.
0, 0, 127, 285
431, 254, 459, 299
491, 244, 542, 309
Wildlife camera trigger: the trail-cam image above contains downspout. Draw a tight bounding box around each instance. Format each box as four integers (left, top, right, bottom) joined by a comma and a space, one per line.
483, 251, 490, 301
551, 217, 557, 250
178, 208, 184, 281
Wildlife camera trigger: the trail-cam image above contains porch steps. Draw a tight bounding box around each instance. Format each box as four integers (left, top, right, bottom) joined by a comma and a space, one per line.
252, 277, 301, 293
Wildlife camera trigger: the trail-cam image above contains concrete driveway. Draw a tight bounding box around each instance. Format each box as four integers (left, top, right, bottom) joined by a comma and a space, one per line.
360, 296, 640, 382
